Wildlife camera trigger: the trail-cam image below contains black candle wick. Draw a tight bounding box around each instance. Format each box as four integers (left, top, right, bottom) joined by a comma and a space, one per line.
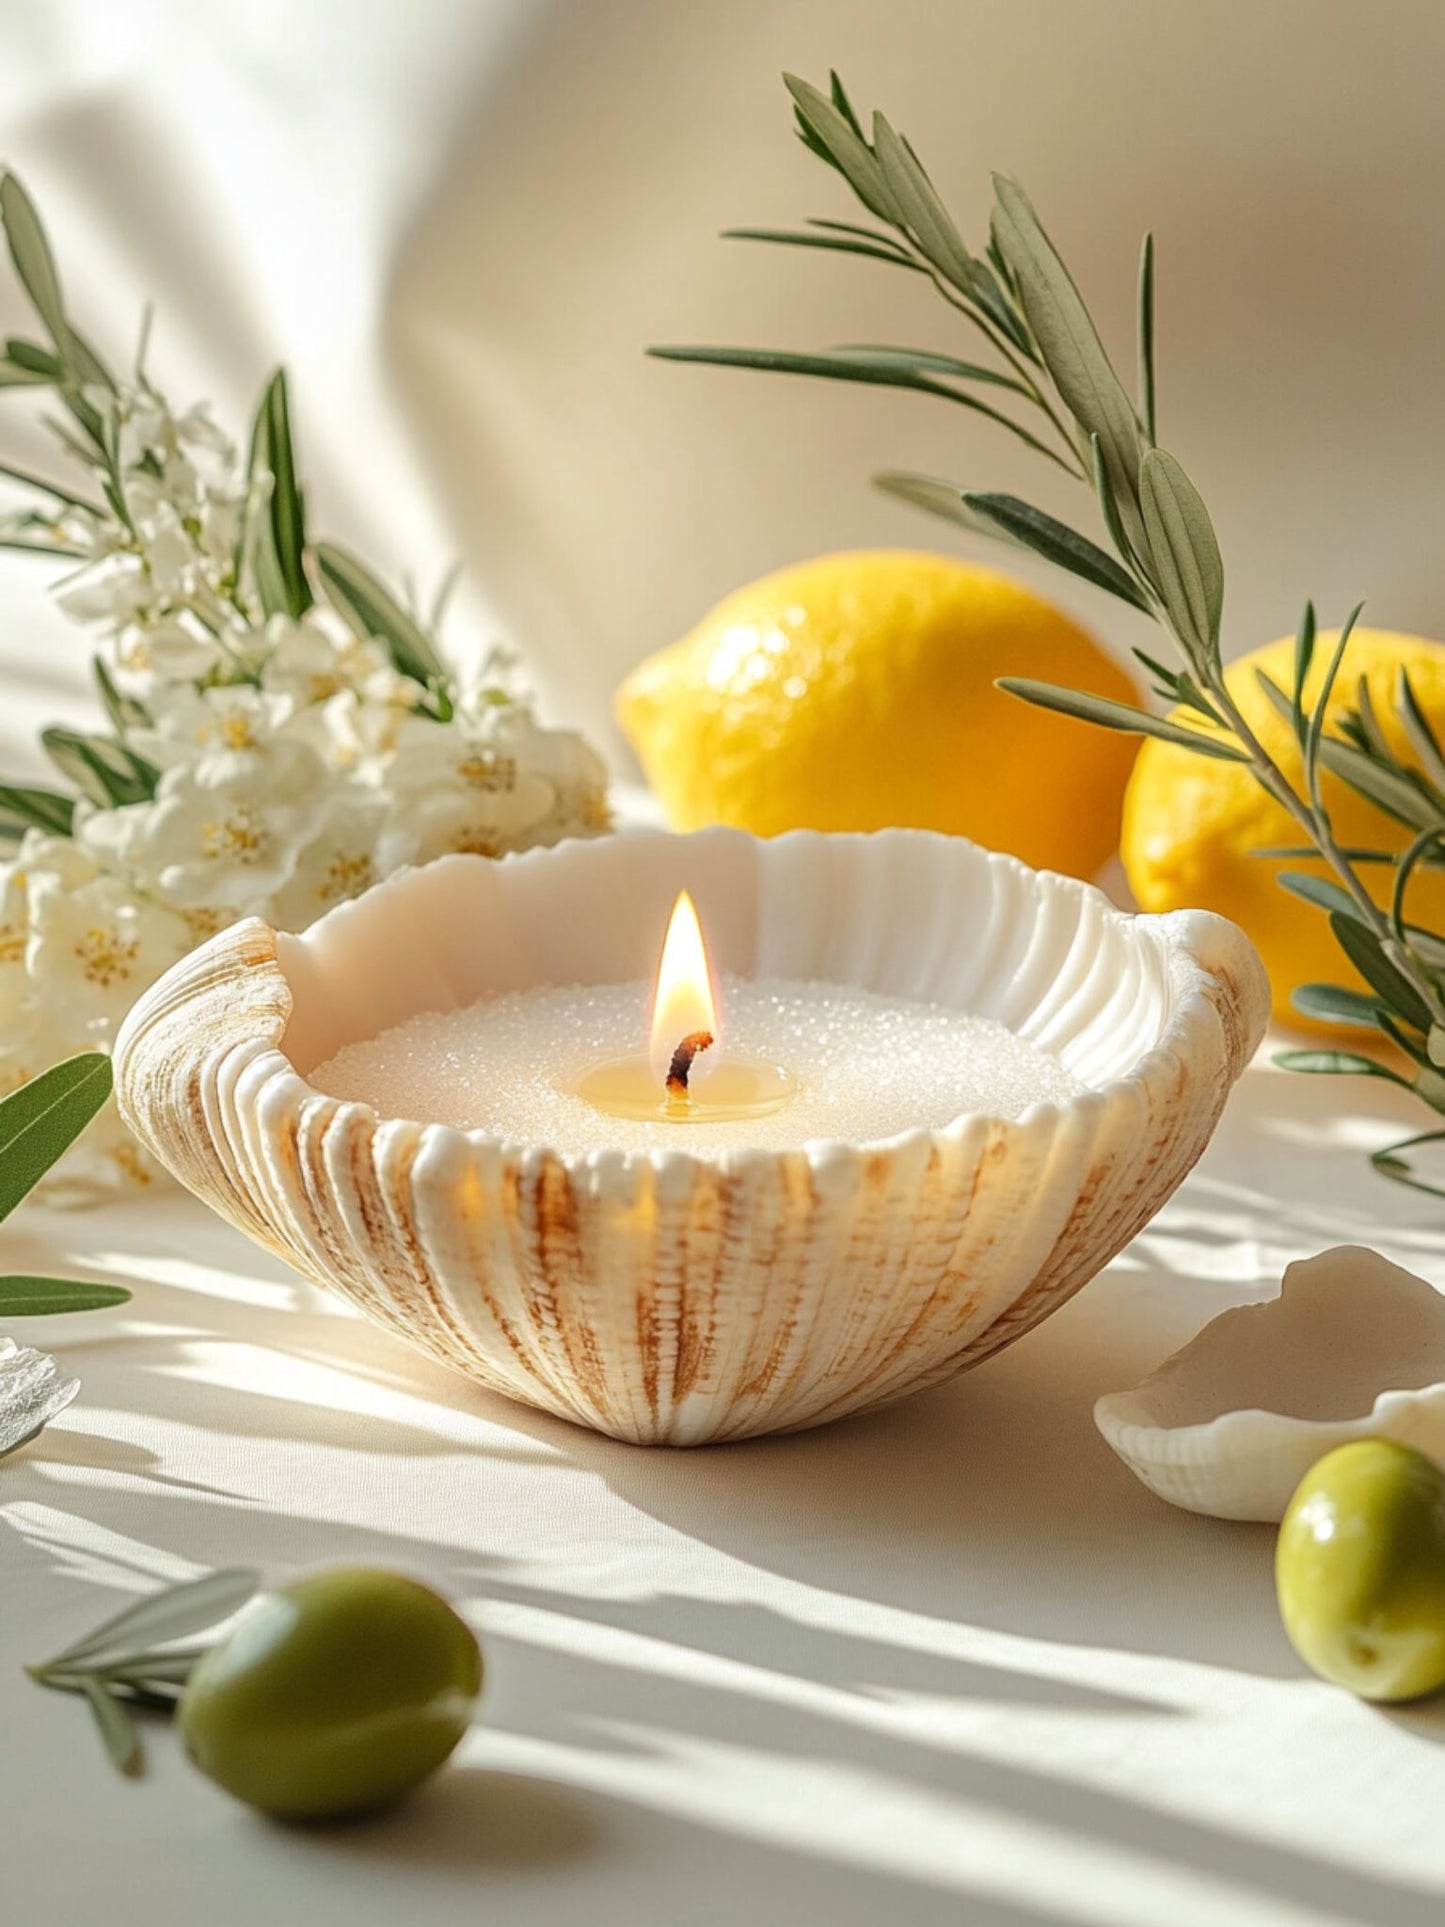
666, 1030, 714, 1098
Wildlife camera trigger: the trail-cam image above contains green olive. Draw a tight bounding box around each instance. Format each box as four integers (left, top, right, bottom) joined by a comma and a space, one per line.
1276, 1439, 1445, 1703
177, 1567, 482, 1820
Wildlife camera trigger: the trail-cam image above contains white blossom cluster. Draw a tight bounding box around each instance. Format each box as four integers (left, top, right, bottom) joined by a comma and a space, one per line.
0, 383, 610, 1200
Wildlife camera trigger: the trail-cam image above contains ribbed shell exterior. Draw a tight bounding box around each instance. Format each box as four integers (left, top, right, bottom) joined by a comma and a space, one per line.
114, 829, 1269, 1445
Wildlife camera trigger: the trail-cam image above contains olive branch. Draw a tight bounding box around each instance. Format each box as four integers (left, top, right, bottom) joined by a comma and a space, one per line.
651, 69, 1445, 1196
0, 1053, 131, 1324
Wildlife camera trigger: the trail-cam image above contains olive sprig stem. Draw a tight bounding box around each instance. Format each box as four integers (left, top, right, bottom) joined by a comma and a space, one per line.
26, 1569, 259, 1774
652, 68, 1445, 1196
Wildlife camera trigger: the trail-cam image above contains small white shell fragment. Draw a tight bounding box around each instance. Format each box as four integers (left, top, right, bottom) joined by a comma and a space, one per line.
1095, 1245, 1445, 1521
0, 1337, 80, 1460
113, 826, 1268, 1446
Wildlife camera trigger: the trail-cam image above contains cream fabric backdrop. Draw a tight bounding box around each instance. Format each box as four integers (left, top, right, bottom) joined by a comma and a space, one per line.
0, 0, 1442, 778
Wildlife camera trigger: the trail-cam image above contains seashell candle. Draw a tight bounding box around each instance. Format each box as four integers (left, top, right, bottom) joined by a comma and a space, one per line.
114, 828, 1268, 1445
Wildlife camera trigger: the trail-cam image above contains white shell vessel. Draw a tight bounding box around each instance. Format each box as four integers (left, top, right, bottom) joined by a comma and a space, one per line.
1095, 1245, 1445, 1521
114, 828, 1267, 1445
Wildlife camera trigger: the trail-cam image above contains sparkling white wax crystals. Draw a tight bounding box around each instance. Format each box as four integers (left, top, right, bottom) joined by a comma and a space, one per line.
310, 976, 1084, 1155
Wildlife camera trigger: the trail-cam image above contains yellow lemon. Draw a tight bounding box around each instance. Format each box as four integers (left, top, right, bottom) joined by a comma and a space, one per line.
1122, 628, 1445, 1029
616, 551, 1138, 879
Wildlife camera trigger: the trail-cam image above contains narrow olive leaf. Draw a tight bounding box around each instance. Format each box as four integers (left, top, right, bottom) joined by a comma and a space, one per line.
1138, 447, 1223, 661
996, 679, 1250, 759
985, 224, 1017, 294
1390, 832, 1445, 964
93, 1648, 207, 1690
1328, 910, 1435, 1033
1089, 432, 1141, 572
1318, 734, 1441, 830
41, 1568, 262, 1672
0, 360, 51, 388
647, 346, 1076, 467
314, 542, 443, 686
7, 338, 62, 378
1276, 1049, 1415, 1088
793, 105, 835, 169
870, 112, 975, 291
1290, 983, 1387, 1029
1253, 844, 1397, 864
782, 76, 897, 224
93, 657, 150, 735
809, 216, 912, 245
648, 342, 997, 403
827, 69, 865, 139
0, 1276, 131, 1315
1386, 1014, 1434, 1065
1291, 600, 1317, 746
64, 325, 115, 393
0, 174, 69, 356
1275, 871, 1370, 922
1398, 668, 1445, 791
961, 491, 1153, 611
41, 727, 154, 809
990, 175, 1146, 547
833, 345, 1032, 394
1130, 648, 1221, 718
0, 781, 75, 835
1304, 604, 1364, 802
1372, 1132, 1445, 1198
0, 458, 98, 512
0, 533, 87, 560
260, 370, 310, 617
0, 782, 75, 836
1350, 675, 1393, 763
0, 1052, 113, 1220
963, 256, 1035, 355
81, 1676, 141, 1776
1136, 232, 1156, 443
1253, 670, 1296, 732
723, 226, 925, 269
246, 370, 311, 621
873, 470, 1025, 540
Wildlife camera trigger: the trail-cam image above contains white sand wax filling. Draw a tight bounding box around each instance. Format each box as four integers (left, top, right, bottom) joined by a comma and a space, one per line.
308, 976, 1086, 1156
314, 971, 1086, 1148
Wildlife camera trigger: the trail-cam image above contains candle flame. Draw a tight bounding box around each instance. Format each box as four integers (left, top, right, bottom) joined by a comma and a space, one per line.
650, 890, 718, 1076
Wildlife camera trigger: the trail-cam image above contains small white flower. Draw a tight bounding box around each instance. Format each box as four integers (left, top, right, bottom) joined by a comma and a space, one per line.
15, 829, 102, 895
113, 619, 224, 689
259, 615, 392, 711
131, 683, 295, 774
267, 789, 387, 931
372, 712, 558, 871
136, 738, 330, 908
0, 867, 35, 1032
138, 508, 194, 599
55, 552, 151, 624
175, 401, 233, 460
115, 391, 169, 466
0, 1000, 67, 1101
26, 870, 193, 1026
384, 713, 554, 810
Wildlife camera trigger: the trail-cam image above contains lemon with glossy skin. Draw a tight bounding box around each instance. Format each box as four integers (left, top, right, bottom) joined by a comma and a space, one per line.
1123, 628, 1445, 1029
616, 551, 1139, 879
